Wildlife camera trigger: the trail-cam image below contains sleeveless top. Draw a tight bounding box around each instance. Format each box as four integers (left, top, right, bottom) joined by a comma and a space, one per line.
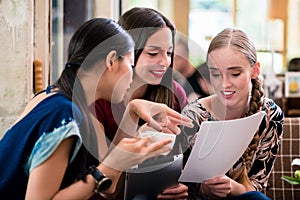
0, 87, 82, 199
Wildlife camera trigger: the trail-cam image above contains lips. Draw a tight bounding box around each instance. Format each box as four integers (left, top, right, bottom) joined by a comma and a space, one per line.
150, 69, 166, 77
221, 91, 235, 99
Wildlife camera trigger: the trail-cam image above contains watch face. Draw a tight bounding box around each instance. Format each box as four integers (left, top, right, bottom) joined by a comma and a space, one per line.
97, 177, 112, 193
88, 166, 113, 193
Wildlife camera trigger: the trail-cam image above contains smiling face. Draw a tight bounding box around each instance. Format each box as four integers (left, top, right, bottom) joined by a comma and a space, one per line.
134, 27, 173, 85
207, 47, 260, 109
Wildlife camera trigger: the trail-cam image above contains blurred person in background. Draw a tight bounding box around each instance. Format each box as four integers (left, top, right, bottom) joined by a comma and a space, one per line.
174, 37, 212, 101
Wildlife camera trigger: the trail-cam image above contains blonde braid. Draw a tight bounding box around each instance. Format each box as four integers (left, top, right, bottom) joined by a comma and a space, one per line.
231, 77, 264, 190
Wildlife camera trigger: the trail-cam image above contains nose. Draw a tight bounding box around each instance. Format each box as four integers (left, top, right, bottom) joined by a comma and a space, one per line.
158, 52, 171, 67
222, 75, 232, 88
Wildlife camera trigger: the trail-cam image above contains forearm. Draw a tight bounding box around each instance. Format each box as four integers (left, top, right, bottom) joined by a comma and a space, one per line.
51, 164, 122, 200
229, 179, 252, 196
50, 174, 98, 200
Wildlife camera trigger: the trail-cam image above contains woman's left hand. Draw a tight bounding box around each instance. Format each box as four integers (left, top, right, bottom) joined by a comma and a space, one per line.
157, 183, 188, 199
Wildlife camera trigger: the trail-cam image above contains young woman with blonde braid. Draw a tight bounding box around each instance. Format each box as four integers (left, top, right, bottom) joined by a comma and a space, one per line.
181, 28, 284, 200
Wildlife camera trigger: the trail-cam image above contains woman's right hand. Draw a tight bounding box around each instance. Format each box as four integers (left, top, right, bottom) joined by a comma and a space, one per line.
130, 99, 193, 131
201, 175, 249, 198
119, 99, 193, 137
102, 137, 172, 171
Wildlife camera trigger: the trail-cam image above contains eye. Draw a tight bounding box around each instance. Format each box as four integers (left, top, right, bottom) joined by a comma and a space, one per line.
211, 73, 221, 78
148, 52, 158, 57
232, 72, 241, 77
167, 51, 172, 56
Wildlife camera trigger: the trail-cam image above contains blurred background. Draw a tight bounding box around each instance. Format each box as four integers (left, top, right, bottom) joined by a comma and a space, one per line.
0, 0, 299, 135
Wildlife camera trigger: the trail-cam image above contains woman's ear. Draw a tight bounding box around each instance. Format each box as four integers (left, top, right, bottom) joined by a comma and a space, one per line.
105, 50, 117, 71
251, 62, 261, 79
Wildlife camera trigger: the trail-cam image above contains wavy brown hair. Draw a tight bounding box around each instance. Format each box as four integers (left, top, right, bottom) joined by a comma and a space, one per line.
207, 28, 265, 190
118, 7, 176, 109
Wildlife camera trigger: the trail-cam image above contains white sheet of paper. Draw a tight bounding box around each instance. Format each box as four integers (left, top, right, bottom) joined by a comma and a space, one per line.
179, 111, 266, 183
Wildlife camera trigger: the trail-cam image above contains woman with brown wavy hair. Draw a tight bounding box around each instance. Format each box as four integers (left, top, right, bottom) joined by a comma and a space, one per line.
91, 7, 190, 200
182, 28, 283, 199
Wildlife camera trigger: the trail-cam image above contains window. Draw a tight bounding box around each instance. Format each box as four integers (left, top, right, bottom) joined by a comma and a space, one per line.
235, 0, 284, 74
189, 0, 234, 51
52, 0, 94, 83
189, 0, 285, 74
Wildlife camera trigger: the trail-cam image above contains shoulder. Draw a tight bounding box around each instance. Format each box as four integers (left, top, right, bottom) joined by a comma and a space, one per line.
173, 80, 186, 95
172, 80, 188, 109
46, 93, 74, 107
52, 94, 81, 116
259, 97, 284, 138
262, 97, 284, 122
39, 93, 82, 127
182, 96, 211, 121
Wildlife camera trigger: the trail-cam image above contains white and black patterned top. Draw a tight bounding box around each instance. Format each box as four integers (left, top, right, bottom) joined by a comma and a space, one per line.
181, 97, 284, 191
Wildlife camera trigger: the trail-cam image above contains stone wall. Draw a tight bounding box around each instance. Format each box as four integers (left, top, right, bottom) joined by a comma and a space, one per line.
0, 0, 33, 137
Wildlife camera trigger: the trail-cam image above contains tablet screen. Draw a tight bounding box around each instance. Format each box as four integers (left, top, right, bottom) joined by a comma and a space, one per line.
124, 154, 183, 200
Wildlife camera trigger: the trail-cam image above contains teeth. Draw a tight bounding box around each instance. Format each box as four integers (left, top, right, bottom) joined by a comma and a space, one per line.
223, 91, 234, 95
152, 71, 164, 75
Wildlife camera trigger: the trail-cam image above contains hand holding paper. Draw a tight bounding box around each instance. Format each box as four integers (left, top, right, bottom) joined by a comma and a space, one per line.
179, 111, 266, 183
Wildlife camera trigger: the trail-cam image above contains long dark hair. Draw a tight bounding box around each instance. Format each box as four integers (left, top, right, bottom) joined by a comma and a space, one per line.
55, 18, 134, 188
118, 7, 176, 109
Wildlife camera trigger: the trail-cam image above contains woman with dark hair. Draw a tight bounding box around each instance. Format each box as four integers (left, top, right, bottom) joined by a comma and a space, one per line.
91, 7, 190, 200
118, 7, 185, 111
0, 18, 192, 199
182, 28, 284, 199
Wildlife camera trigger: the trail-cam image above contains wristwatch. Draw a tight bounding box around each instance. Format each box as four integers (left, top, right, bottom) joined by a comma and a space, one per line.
88, 165, 112, 193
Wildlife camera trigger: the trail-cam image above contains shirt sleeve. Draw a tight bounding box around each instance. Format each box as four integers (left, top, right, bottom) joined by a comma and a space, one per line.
249, 99, 284, 190
24, 120, 82, 175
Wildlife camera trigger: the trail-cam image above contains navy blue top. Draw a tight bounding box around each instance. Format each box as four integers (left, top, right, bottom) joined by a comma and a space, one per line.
0, 90, 83, 199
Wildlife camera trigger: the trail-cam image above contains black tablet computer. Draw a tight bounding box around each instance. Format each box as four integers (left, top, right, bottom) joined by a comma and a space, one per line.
124, 154, 183, 200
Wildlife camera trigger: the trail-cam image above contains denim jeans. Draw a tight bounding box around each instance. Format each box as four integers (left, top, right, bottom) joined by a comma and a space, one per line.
230, 191, 270, 200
